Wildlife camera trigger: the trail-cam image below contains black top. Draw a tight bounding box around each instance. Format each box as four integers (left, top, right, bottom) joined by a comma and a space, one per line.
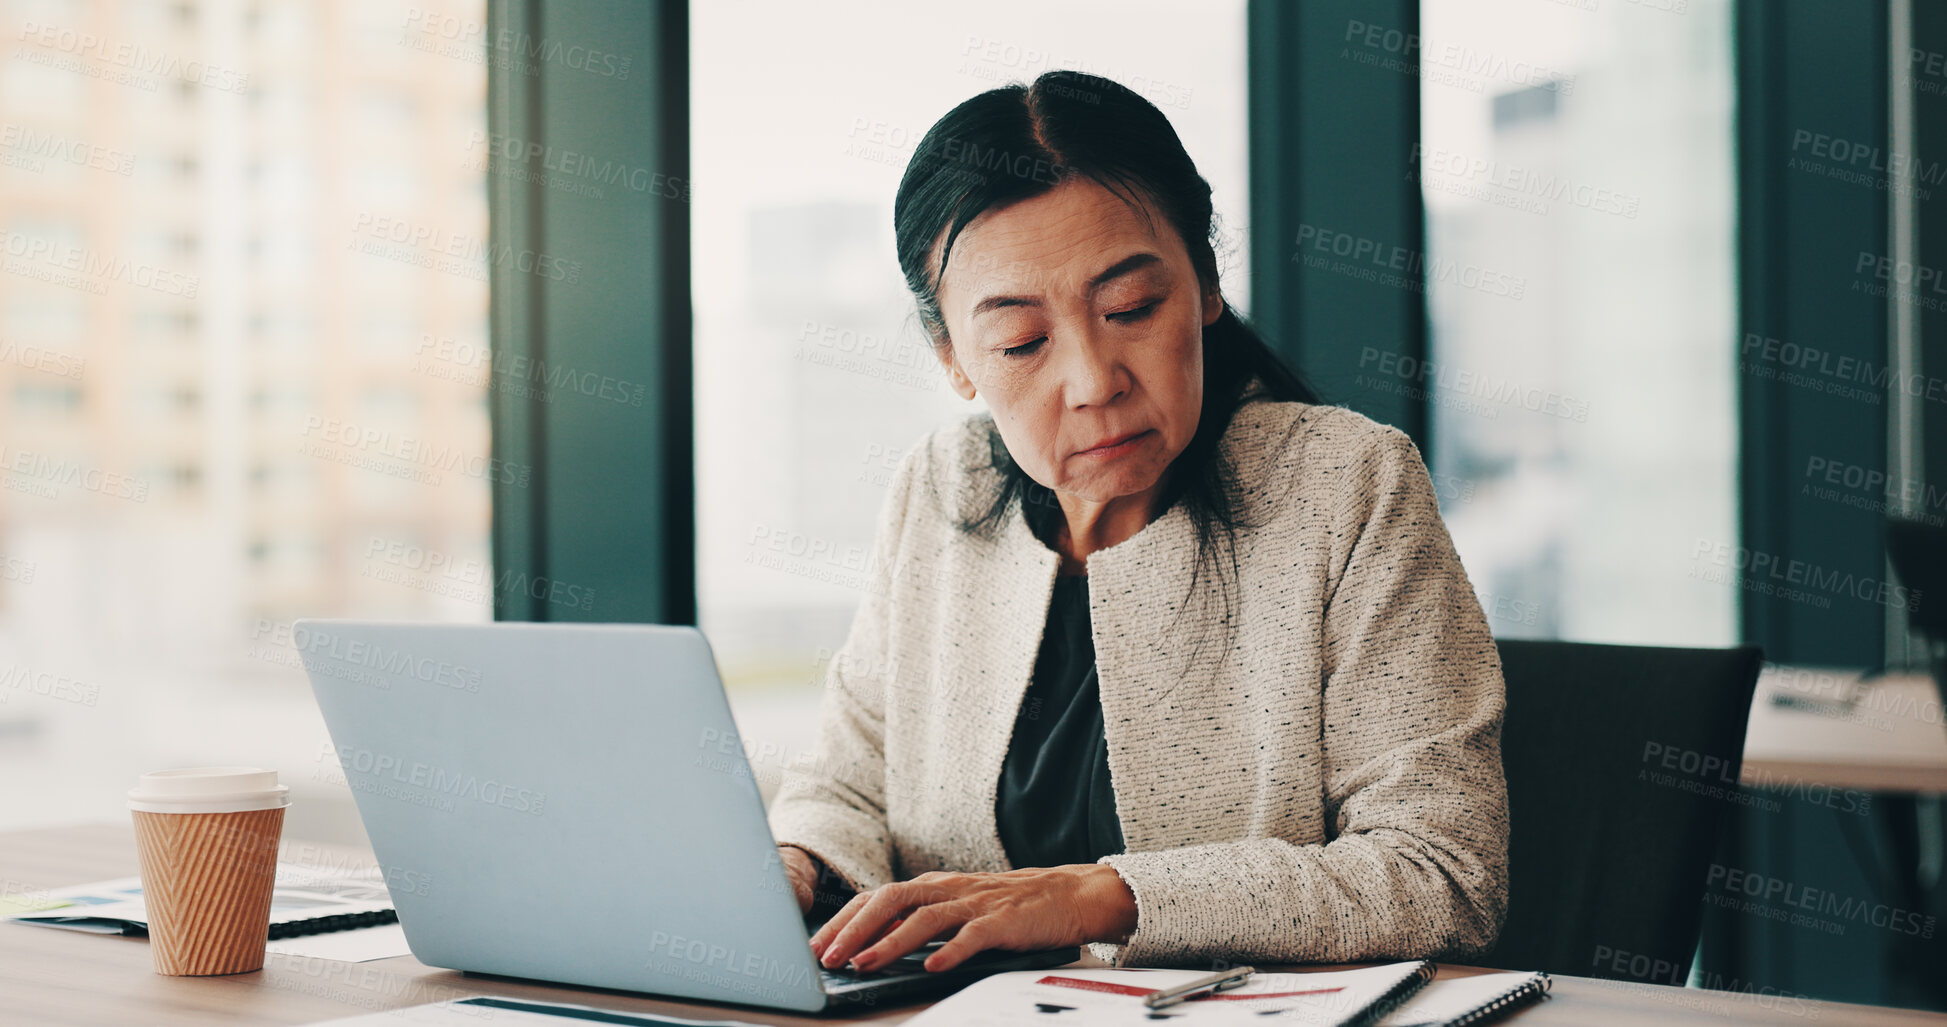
993, 495, 1125, 869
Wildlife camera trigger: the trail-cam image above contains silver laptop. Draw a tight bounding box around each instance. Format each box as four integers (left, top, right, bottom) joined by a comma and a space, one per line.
294, 619, 1077, 1012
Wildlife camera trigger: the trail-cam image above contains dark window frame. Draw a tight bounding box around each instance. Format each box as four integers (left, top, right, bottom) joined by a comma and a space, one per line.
487, 0, 693, 625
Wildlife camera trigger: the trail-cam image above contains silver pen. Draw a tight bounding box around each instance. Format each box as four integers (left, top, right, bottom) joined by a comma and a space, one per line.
1143, 965, 1256, 1009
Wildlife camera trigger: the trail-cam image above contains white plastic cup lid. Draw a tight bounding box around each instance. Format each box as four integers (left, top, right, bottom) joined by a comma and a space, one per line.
128, 766, 291, 814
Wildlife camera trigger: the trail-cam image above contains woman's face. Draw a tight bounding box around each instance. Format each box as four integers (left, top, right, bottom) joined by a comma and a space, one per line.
931, 177, 1220, 508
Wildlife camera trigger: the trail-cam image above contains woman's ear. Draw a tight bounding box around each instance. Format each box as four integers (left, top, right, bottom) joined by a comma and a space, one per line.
932, 339, 977, 401
1201, 281, 1225, 328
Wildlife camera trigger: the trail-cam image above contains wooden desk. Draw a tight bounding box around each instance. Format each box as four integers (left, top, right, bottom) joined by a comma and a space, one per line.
4, 823, 1941, 1026
1742, 667, 1947, 793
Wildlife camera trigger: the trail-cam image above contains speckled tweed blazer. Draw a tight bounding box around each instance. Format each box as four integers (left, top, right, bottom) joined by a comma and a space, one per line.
765, 390, 1510, 968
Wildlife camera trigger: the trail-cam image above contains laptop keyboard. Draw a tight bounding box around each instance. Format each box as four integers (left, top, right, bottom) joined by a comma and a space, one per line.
818, 943, 942, 987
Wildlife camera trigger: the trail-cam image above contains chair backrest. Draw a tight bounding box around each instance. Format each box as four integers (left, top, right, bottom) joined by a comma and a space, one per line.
1478, 638, 1763, 982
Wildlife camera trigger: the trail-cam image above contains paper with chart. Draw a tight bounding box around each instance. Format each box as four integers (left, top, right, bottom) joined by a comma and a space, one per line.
900, 962, 1432, 1027
7, 861, 393, 935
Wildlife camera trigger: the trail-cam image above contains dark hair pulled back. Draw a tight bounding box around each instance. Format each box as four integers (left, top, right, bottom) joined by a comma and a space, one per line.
892, 70, 1323, 678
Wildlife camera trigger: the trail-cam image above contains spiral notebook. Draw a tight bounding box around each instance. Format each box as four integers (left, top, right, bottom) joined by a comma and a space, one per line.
1373, 971, 1551, 1027
899, 960, 1437, 1027
4, 860, 396, 939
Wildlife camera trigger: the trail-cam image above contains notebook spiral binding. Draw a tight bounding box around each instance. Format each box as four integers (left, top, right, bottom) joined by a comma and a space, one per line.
1350, 959, 1439, 1027
1442, 972, 1552, 1027
266, 908, 399, 940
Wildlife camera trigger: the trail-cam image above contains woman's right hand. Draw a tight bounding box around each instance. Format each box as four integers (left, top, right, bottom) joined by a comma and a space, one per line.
778, 844, 820, 914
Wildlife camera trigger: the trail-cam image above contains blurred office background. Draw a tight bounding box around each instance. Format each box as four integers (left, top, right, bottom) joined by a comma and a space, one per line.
1, 0, 1942, 1013
0, 0, 494, 832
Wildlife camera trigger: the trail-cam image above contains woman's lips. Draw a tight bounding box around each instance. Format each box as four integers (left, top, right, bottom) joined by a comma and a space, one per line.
1078, 429, 1153, 458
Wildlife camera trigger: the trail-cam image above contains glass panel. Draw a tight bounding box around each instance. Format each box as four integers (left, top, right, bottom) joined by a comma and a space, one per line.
1417, 0, 1737, 645
0, 0, 491, 838
692, 1, 1248, 796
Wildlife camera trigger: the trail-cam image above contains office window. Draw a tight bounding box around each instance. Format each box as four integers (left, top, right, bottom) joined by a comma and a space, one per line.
0, 0, 491, 837
1418, 0, 1737, 645
692, 0, 1249, 795
12, 383, 82, 412
2, 295, 85, 343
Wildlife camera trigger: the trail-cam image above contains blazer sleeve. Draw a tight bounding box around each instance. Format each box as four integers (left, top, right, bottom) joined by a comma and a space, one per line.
1088, 424, 1510, 966
764, 436, 928, 895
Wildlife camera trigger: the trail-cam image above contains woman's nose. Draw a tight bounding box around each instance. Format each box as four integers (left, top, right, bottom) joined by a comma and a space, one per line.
1061, 326, 1129, 407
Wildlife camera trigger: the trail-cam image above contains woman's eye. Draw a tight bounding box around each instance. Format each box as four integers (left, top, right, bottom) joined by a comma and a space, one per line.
1003, 337, 1046, 358
1107, 302, 1157, 323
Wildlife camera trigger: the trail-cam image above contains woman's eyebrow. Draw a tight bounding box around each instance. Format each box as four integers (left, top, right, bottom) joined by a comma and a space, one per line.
967, 252, 1166, 319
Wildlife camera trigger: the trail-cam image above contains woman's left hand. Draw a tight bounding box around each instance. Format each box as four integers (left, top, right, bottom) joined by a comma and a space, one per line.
808, 863, 1138, 973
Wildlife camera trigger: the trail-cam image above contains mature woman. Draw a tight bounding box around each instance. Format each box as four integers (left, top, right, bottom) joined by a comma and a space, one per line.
767, 70, 1508, 975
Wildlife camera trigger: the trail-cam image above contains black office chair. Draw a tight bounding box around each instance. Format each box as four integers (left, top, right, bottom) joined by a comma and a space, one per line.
1477, 638, 1763, 983
1888, 515, 1947, 707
